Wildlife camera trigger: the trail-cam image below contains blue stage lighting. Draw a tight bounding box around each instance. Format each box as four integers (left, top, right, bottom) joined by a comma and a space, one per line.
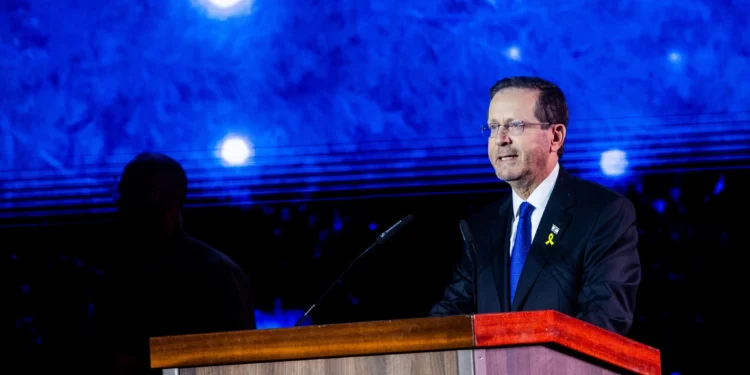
220, 136, 252, 166
209, 0, 243, 8
600, 149, 629, 177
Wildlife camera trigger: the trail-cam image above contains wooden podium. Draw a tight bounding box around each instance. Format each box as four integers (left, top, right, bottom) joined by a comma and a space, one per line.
149, 310, 661, 375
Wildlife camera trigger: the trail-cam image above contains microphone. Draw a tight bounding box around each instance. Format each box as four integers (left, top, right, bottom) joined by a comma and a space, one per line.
294, 214, 414, 327
377, 214, 414, 244
458, 219, 478, 311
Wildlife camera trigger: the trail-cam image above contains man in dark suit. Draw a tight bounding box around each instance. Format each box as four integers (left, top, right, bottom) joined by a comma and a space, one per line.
95, 152, 256, 374
429, 76, 641, 336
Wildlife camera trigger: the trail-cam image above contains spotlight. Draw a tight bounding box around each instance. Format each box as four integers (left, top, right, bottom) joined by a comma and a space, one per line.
194, 0, 253, 19
209, 0, 242, 8
600, 149, 628, 176
220, 136, 252, 166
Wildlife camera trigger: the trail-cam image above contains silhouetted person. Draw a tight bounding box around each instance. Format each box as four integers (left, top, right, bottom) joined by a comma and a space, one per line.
95, 152, 255, 374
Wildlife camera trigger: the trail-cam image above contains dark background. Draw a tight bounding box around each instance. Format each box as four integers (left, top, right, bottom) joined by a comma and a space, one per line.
9, 168, 730, 374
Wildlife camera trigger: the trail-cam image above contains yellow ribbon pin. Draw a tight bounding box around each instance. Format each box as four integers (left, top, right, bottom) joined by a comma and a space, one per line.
545, 233, 555, 246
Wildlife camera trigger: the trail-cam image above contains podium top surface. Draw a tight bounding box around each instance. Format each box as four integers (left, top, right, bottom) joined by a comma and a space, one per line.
150, 310, 660, 375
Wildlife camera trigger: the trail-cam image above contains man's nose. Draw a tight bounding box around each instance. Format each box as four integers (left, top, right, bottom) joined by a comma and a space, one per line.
493, 130, 511, 146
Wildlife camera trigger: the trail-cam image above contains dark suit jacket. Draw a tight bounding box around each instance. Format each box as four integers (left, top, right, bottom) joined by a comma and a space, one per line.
429, 168, 641, 336
94, 231, 256, 374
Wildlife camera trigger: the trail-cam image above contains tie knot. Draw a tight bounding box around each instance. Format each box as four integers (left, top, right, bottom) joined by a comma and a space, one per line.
518, 202, 535, 219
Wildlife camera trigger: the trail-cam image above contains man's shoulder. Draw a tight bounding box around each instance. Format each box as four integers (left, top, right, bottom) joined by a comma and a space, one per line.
182, 236, 247, 274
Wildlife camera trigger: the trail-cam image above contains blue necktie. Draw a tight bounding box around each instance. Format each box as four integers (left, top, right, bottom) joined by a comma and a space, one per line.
510, 201, 535, 304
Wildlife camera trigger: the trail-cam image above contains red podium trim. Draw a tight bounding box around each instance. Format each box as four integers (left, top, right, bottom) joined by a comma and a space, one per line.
474, 311, 661, 375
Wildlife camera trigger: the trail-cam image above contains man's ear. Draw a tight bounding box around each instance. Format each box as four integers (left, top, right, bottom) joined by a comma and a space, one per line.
550, 124, 566, 154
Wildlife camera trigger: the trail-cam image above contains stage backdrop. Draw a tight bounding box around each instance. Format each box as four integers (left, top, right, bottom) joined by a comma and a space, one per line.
1, 0, 748, 220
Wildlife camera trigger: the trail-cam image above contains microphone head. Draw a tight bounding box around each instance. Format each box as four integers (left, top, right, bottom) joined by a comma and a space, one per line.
401, 214, 414, 225
458, 219, 474, 243
376, 214, 414, 244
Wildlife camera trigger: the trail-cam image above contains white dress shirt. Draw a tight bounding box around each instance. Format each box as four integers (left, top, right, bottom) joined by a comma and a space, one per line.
509, 163, 560, 255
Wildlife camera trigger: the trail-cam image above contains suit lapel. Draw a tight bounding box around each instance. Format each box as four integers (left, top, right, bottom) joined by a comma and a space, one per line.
511, 170, 576, 311
491, 198, 513, 312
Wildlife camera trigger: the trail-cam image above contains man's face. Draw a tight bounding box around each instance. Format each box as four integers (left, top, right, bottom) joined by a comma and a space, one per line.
117, 176, 179, 238
487, 88, 553, 185
118, 188, 166, 235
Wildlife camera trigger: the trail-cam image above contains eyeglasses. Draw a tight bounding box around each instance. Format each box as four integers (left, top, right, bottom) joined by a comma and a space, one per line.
482, 120, 551, 138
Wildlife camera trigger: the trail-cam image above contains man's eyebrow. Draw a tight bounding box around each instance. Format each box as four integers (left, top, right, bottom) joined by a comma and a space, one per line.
488, 118, 516, 124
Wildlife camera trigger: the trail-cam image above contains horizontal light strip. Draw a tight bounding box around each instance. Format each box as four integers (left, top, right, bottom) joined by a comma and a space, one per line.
1, 119, 749, 179
2, 150, 747, 205
2, 163, 748, 222
2, 140, 748, 189
1, 156, 746, 209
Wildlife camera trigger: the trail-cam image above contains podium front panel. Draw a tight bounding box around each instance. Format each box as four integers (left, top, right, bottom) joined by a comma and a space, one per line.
474, 346, 631, 375
167, 349, 475, 375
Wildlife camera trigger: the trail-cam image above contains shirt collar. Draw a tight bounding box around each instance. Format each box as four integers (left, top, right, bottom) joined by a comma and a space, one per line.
512, 162, 560, 218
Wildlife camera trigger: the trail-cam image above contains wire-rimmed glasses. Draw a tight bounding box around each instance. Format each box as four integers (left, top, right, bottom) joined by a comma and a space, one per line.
482, 119, 551, 138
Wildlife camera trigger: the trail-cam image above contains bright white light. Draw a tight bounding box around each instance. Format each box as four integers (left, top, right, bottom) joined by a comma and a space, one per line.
209, 0, 242, 8
600, 149, 628, 176
668, 51, 681, 63
507, 46, 521, 61
220, 136, 252, 166
194, 0, 253, 19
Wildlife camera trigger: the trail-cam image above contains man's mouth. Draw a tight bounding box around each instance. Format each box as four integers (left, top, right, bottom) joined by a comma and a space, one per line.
497, 155, 518, 161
